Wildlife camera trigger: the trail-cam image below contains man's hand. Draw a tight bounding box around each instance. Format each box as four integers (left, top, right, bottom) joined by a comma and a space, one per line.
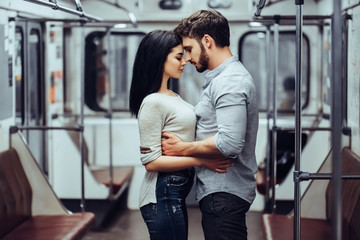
199, 157, 233, 173
161, 132, 186, 156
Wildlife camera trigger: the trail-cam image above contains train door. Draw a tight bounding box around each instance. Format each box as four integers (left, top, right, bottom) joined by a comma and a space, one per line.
14, 21, 46, 173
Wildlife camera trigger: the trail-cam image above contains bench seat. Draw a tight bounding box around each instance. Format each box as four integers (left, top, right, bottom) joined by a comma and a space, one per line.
91, 166, 134, 194
0, 148, 95, 240
2, 213, 95, 240
262, 214, 331, 240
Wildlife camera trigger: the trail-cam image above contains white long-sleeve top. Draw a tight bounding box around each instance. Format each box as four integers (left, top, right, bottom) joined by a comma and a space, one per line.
137, 93, 196, 207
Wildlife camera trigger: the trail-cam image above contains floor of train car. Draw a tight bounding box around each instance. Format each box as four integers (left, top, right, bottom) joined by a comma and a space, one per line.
82, 208, 265, 240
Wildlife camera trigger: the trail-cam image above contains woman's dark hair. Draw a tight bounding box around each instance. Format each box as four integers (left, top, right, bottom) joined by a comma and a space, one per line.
129, 30, 181, 117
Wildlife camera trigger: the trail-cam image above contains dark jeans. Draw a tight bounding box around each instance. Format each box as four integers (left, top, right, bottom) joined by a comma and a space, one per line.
140, 168, 194, 240
199, 192, 251, 240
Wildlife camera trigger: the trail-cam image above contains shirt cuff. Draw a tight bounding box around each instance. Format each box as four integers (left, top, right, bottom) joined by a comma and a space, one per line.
140, 144, 162, 165
214, 133, 237, 159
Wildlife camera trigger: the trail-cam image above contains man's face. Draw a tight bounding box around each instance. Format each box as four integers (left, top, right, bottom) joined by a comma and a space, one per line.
182, 37, 209, 73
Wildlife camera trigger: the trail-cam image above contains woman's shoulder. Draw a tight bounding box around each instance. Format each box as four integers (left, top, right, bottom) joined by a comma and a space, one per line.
140, 93, 171, 110
143, 93, 166, 104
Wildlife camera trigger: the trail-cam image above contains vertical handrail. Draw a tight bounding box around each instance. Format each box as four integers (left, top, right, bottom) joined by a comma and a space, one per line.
331, 0, 343, 239
105, 27, 114, 201
265, 25, 272, 210
294, 1, 304, 239
79, 20, 86, 213
271, 16, 280, 212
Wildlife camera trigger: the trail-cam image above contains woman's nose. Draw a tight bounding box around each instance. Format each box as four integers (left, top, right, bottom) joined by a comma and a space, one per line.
181, 58, 187, 66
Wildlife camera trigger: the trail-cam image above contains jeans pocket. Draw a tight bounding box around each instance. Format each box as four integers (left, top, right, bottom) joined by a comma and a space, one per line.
167, 175, 188, 187
211, 193, 251, 216
140, 203, 158, 220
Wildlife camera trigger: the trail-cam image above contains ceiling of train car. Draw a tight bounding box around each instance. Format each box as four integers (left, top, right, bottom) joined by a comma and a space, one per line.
57, 0, 255, 21
2, 0, 328, 23
56, 0, 326, 22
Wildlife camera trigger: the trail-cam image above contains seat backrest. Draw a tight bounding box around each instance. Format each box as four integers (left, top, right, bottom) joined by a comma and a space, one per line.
0, 148, 32, 238
326, 147, 360, 240
63, 121, 90, 166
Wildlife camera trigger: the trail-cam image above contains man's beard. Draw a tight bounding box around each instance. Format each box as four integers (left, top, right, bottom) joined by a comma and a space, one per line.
195, 43, 209, 73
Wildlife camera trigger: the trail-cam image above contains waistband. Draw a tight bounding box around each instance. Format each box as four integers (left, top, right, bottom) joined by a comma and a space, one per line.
158, 167, 195, 177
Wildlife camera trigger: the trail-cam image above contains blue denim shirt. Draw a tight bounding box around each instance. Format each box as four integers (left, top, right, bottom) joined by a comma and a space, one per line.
194, 56, 259, 204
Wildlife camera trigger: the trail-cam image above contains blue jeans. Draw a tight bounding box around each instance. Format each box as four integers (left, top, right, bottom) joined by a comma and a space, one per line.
199, 192, 251, 240
140, 168, 194, 240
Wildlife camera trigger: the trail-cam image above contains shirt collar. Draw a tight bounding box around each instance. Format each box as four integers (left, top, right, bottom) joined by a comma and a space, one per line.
204, 55, 238, 88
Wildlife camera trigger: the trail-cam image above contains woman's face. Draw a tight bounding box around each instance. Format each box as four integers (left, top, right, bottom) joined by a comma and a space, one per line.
163, 44, 186, 80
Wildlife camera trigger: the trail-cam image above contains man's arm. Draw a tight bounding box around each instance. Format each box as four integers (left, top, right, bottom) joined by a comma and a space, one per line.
162, 95, 247, 158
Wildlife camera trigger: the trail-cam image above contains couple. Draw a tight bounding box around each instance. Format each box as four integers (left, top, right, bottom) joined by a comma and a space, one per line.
129, 9, 258, 240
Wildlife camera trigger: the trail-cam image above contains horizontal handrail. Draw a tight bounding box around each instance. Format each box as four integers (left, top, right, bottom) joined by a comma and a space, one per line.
10, 125, 83, 133
277, 127, 331, 131
23, 0, 102, 22
275, 126, 351, 135
294, 171, 360, 181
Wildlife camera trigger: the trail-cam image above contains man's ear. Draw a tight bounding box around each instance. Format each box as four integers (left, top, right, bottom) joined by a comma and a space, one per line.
202, 34, 213, 49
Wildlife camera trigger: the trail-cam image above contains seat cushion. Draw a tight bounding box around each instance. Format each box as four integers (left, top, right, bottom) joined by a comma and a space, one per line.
262, 214, 332, 240
2, 212, 95, 240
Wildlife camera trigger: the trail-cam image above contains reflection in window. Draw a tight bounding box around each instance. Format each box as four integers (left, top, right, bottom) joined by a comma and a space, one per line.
239, 31, 310, 112
28, 29, 42, 124
85, 32, 145, 112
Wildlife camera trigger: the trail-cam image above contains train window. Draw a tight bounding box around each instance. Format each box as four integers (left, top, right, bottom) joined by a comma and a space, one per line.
85, 32, 145, 112
15, 27, 24, 125
239, 31, 310, 112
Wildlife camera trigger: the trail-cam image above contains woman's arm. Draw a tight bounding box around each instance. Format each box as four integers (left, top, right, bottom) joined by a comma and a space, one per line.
145, 155, 232, 173
162, 133, 223, 157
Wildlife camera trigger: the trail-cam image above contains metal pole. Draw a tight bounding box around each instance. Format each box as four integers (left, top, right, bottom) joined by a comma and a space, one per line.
294, 1, 304, 240
105, 27, 114, 201
271, 16, 280, 213
79, 21, 86, 213
331, 0, 343, 239
14, 126, 83, 131
265, 25, 272, 211
23, 0, 102, 22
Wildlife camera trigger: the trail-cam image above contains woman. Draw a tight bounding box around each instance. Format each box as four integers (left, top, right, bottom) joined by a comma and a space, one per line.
129, 30, 231, 240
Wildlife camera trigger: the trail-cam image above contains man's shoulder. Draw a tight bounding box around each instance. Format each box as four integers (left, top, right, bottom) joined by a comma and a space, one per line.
213, 64, 254, 87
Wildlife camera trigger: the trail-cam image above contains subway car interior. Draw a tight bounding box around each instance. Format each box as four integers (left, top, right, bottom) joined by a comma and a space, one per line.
0, 0, 360, 239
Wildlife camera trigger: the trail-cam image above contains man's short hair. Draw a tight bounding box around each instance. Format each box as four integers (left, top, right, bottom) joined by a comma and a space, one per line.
174, 9, 230, 47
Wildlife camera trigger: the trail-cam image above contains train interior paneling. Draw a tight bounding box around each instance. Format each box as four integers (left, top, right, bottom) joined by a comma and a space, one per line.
0, 0, 360, 239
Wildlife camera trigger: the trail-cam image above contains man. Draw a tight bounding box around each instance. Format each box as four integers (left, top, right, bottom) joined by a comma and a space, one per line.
161, 9, 259, 240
